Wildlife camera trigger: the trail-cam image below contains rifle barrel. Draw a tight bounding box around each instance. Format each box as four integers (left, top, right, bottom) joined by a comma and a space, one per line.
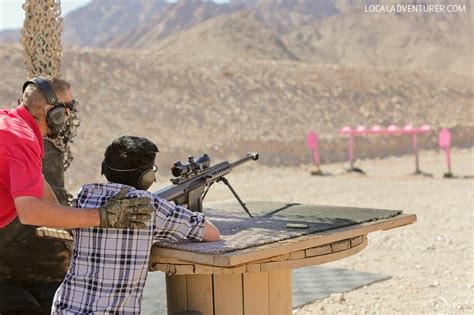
230, 152, 259, 168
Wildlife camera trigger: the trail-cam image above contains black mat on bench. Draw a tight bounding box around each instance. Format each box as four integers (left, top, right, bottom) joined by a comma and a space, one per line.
155, 201, 402, 255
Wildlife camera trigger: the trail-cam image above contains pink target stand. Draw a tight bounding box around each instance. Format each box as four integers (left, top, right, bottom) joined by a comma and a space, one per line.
338, 124, 432, 175
307, 129, 324, 175
438, 128, 454, 178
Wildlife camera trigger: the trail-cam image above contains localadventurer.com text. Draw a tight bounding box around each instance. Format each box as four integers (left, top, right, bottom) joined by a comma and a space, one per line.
365, 4, 466, 13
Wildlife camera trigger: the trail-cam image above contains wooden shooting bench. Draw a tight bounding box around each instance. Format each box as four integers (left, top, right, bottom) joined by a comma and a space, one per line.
150, 201, 416, 315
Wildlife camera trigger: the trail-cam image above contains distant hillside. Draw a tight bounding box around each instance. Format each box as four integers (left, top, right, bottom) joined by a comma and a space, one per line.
0, 29, 21, 43
253, 0, 340, 32
253, 0, 472, 74
0, 0, 171, 46
104, 0, 252, 48
104, 0, 472, 75
62, 0, 170, 47
1, 0, 470, 75
1, 44, 471, 187
148, 11, 299, 61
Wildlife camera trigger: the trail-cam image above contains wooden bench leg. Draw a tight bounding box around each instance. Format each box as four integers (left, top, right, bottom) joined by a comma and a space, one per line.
166, 270, 292, 315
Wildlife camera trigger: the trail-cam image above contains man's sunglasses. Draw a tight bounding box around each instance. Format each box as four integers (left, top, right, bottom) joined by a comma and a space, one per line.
47, 100, 79, 125
57, 100, 79, 112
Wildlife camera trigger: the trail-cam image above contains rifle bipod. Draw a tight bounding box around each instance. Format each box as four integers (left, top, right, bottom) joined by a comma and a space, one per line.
219, 177, 254, 218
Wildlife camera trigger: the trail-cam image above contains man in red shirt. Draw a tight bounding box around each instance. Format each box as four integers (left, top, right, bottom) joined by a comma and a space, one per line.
0, 76, 153, 313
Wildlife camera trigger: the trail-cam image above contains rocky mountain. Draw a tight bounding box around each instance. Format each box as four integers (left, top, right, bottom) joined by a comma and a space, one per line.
103, 0, 254, 48
62, 0, 170, 47
147, 11, 299, 61
251, 0, 472, 74
0, 0, 171, 46
2, 1, 471, 75
102, 0, 471, 75
252, 0, 340, 31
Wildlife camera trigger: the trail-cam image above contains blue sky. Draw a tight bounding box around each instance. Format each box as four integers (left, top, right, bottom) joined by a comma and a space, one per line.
0, 0, 231, 31
0, 0, 92, 30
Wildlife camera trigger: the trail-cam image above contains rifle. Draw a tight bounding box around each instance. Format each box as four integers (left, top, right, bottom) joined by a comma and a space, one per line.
155, 152, 259, 217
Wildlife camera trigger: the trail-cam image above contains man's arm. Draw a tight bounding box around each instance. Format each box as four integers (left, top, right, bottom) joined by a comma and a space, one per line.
14, 196, 100, 228
14, 188, 154, 229
43, 177, 59, 204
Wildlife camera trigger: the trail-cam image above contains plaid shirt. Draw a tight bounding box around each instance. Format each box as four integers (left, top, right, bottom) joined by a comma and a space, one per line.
51, 183, 205, 314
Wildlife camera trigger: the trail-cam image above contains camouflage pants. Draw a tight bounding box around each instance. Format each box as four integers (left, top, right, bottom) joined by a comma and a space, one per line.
0, 218, 70, 313
0, 218, 70, 287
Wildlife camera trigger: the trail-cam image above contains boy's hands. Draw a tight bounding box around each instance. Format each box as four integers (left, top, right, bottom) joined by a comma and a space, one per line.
99, 187, 153, 228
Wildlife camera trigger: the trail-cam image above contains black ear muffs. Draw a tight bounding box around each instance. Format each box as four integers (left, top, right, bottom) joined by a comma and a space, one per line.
127, 166, 156, 191
23, 77, 58, 105
101, 161, 156, 190
135, 169, 156, 190
22, 76, 68, 133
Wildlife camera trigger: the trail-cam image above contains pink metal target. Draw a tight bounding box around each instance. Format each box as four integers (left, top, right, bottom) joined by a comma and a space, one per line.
438, 128, 452, 176
306, 129, 320, 168
338, 124, 431, 173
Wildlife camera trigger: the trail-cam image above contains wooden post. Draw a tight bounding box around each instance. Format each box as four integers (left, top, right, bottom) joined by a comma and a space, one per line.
214, 274, 244, 315
166, 270, 292, 315
269, 269, 292, 315
412, 133, 420, 174
348, 135, 354, 170
445, 147, 452, 174
166, 275, 188, 314
187, 275, 213, 315
243, 272, 269, 314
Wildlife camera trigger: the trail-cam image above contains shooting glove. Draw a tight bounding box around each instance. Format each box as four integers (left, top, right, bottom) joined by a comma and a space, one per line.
99, 187, 153, 229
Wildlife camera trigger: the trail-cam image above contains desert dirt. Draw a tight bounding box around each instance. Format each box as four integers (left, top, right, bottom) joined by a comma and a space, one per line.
148, 148, 473, 314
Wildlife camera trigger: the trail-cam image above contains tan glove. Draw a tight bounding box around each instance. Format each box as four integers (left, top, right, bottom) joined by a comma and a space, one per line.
99, 187, 153, 228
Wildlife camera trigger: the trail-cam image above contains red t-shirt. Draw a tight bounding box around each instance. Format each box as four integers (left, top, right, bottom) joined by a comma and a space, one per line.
0, 105, 44, 228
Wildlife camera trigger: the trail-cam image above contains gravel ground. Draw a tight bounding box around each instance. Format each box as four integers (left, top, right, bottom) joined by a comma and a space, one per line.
150, 148, 473, 314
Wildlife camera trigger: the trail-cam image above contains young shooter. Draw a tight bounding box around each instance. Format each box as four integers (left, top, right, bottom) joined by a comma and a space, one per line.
52, 136, 220, 314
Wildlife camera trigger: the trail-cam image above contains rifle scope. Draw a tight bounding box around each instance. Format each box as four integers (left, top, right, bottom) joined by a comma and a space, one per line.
171, 154, 211, 177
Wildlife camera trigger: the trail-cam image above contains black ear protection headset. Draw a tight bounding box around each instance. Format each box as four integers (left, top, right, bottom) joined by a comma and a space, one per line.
101, 161, 157, 190
22, 76, 77, 134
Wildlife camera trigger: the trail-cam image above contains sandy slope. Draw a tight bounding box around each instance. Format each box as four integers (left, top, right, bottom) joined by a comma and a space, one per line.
149, 148, 473, 314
